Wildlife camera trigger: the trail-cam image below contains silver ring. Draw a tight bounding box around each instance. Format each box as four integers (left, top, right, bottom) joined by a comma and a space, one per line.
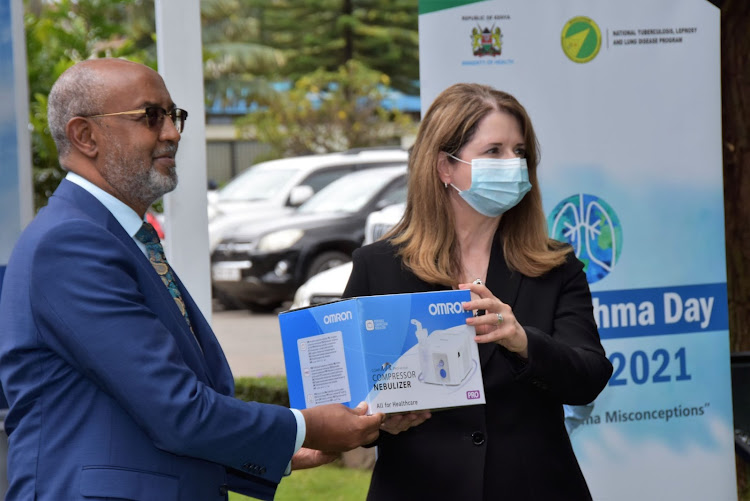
496, 313, 504, 325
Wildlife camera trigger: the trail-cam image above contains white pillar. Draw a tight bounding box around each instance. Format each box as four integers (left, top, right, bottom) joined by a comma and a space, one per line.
155, 0, 212, 322
11, 0, 32, 233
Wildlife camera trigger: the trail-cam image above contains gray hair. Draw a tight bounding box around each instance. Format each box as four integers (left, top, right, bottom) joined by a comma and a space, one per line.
47, 62, 107, 159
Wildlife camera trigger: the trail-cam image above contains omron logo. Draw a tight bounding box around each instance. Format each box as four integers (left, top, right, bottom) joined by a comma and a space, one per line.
323, 311, 353, 324
429, 302, 464, 315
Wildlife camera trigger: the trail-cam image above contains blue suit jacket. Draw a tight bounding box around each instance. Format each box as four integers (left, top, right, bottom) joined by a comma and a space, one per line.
0, 180, 297, 500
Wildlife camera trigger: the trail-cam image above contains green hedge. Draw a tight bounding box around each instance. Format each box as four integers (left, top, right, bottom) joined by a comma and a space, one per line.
234, 376, 289, 407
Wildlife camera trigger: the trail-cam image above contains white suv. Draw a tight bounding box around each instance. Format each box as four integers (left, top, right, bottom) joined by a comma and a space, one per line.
207, 148, 408, 252
208, 148, 408, 222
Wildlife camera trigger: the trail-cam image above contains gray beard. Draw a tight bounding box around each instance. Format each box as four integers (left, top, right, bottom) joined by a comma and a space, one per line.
101, 142, 178, 209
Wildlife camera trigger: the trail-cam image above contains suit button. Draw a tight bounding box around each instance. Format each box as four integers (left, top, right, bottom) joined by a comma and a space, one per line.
218, 484, 228, 495
471, 431, 485, 445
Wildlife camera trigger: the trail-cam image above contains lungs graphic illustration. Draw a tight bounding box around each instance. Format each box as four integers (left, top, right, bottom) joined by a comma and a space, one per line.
548, 193, 622, 284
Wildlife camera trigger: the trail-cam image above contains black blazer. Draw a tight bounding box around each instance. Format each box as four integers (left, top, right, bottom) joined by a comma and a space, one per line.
343, 233, 613, 501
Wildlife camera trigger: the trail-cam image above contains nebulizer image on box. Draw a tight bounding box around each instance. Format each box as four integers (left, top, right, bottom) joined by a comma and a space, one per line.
412, 319, 474, 386
364, 313, 481, 412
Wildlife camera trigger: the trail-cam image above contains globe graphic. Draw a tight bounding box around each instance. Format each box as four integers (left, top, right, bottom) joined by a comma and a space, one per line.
548, 193, 622, 284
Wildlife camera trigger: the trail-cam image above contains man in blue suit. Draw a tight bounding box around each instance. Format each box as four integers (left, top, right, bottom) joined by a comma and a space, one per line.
0, 58, 383, 500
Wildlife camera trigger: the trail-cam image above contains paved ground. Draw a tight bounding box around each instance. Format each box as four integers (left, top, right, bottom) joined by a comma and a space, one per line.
210, 308, 287, 377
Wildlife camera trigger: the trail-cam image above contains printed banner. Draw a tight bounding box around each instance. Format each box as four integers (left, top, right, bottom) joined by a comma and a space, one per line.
419, 1, 734, 499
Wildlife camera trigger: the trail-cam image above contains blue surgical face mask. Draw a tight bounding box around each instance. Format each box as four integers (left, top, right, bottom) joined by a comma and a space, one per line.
446, 153, 532, 217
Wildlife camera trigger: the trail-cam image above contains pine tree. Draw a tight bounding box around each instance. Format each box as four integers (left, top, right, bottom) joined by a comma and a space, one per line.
261, 0, 419, 94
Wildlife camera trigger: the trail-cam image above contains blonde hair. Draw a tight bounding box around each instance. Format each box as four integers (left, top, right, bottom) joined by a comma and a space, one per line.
388, 83, 570, 286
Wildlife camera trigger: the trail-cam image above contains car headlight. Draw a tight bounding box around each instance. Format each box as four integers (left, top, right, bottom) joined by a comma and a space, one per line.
257, 229, 304, 252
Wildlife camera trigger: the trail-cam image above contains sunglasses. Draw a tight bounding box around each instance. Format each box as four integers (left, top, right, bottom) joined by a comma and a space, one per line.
84, 107, 188, 133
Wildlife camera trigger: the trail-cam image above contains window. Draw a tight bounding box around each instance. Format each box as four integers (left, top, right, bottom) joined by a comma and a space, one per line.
300, 166, 357, 194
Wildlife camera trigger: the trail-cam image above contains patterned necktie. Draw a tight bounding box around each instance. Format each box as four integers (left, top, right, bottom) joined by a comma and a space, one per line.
135, 222, 196, 337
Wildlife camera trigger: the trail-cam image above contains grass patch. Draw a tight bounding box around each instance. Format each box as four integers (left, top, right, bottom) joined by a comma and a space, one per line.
234, 376, 289, 407
229, 462, 371, 501
229, 378, 371, 499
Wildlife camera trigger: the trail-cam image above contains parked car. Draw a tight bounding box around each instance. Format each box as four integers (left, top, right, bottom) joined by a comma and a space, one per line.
207, 147, 408, 223
290, 202, 404, 309
290, 261, 354, 309
360, 202, 405, 244
211, 165, 408, 311
145, 209, 165, 239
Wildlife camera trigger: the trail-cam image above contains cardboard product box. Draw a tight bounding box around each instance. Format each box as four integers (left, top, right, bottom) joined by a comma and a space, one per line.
278, 289, 486, 414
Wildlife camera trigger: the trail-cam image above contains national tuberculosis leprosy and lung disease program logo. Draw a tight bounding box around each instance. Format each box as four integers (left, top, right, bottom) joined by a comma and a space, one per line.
561, 16, 602, 63
548, 193, 622, 284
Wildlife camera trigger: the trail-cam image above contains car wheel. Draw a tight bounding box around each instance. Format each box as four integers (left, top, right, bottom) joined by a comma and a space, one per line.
214, 290, 244, 311
306, 251, 351, 279
245, 301, 283, 314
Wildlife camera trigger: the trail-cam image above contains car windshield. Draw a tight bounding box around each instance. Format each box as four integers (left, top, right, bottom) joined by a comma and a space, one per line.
298, 168, 403, 215
217, 166, 299, 202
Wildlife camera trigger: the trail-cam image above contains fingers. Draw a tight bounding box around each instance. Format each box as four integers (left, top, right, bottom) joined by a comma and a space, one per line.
468, 308, 512, 332
361, 412, 386, 445
291, 447, 339, 471
459, 282, 528, 356
458, 281, 504, 314
458, 281, 489, 295
352, 401, 368, 416
459, 281, 510, 328
466, 307, 514, 342
301, 403, 385, 452
379, 411, 432, 435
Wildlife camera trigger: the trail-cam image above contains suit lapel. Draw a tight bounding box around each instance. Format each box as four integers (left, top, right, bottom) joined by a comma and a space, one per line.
126, 234, 218, 387
478, 229, 522, 369
142, 263, 216, 384
54, 180, 217, 386
173, 275, 234, 393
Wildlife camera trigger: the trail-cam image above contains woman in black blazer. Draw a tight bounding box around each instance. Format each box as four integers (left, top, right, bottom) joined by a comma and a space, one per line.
343, 83, 612, 501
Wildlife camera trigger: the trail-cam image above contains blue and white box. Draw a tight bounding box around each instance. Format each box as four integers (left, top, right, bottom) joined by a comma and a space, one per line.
279, 289, 486, 414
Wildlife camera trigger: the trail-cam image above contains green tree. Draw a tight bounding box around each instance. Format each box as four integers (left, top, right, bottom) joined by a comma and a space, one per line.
261, 0, 419, 94
235, 60, 415, 157
232, 0, 420, 157
201, 0, 286, 109
24, 0, 288, 209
